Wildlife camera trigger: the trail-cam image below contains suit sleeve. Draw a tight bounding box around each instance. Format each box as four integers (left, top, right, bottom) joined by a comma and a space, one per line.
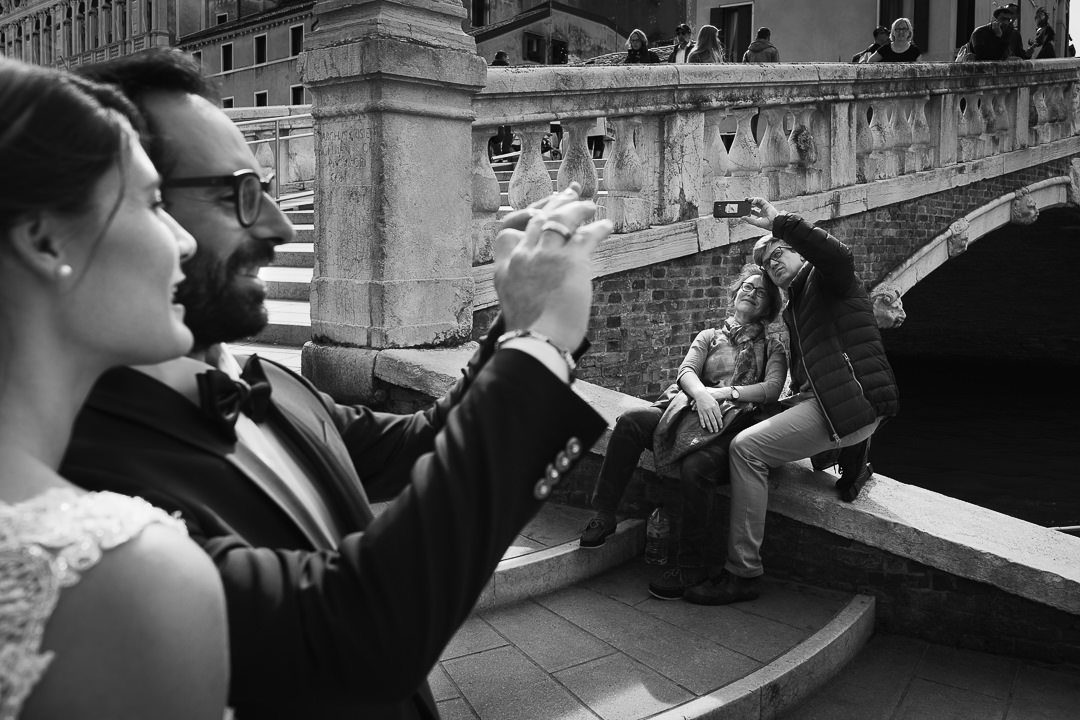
205, 349, 607, 705
774, 212, 858, 297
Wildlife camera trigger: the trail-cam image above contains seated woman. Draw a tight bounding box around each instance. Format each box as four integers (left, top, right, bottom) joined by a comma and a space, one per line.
0, 59, 228, 719
578, 265, 787, 598
866, 18, 922, 62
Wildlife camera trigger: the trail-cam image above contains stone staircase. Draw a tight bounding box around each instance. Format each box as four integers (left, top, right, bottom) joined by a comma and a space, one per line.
235, 165, 877, 719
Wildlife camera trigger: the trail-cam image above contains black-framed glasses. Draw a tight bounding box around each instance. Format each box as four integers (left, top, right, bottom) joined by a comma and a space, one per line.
738, 282, 768, 300
764, 245, 794, 265
162, 169, 274, 228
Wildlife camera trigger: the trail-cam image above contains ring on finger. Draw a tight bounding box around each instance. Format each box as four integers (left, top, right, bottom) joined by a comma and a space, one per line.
540, 219, 574, 241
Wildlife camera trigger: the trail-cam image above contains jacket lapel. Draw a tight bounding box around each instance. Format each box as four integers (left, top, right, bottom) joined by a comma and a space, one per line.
87, 367, 335, 549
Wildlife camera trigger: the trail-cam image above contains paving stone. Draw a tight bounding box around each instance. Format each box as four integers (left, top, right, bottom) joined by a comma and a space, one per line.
914, 644, 1018, 700
480, 599, 614, 673
501, 535, 547, 560
428, 664, 460, 702
739, 579, 849, 631
1007, 663, 1080, 720
442, 645, 594, 720
894, 678, 1006, 720
554, 652, 694, 720
440, 615, 507, 662
641, 596, 811, 664
519, 503, 595, 547
436, 698, 480, 720
580, 558, 660, 607
538, 586, 762, 695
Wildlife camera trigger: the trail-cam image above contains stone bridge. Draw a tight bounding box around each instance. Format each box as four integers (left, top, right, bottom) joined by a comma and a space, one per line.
236, 0, 1080, 672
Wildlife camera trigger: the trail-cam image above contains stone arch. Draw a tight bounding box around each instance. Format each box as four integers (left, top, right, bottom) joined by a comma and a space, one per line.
869, 162, 1079, 329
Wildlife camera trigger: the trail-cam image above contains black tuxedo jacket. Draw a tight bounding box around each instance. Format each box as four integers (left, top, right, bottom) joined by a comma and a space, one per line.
62, 339, 606, 720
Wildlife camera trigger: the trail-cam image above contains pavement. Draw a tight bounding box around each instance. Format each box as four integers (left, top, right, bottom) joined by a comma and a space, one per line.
424, 503, 1080, 720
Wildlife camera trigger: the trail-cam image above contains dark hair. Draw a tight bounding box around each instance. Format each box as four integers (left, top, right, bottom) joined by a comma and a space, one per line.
676, 23, 691, 33
756, 27, 771, 40
728, 263, 781, 324
0, 58, 144, 238
75, 49, 217, 174
993, 4, 1018, 18
873, 26, 890, 36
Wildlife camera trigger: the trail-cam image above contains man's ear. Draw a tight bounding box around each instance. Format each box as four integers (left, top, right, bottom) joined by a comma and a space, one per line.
6, 213, 72, 282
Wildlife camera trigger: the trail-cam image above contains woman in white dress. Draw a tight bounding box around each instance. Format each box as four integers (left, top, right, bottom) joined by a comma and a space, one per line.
0, 59, 228, 719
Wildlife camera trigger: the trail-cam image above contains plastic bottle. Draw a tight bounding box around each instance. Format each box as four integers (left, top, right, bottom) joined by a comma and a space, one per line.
644, 504, 670, 565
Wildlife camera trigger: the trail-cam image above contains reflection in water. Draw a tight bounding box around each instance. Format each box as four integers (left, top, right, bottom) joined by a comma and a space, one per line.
870, 207, 1080, 529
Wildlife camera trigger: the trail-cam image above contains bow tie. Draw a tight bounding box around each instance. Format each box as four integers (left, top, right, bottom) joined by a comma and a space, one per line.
196, 357, 272, 442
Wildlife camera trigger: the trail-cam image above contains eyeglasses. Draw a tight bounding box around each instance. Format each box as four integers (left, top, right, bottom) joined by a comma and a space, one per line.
763, 245, 795, 265
738, 282, 768, 300
162, 169, 274, 228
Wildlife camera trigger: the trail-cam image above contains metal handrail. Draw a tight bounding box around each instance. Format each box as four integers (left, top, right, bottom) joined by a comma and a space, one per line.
233, 113, 314, 201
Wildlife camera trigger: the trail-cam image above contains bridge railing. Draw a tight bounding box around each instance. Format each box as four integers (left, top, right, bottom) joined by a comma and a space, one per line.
470, 60, 1080, 283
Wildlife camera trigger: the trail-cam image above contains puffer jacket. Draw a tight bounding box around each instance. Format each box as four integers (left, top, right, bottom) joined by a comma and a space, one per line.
773, 213, 899, 439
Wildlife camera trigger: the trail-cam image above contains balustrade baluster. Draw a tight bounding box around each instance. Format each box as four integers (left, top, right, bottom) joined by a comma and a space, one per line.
507, 122, 553, 209
757, 107, 789, 198
599, 116, 649, 232
890, 100, 913, 174
958, 94, 979, 162
1031, 87, 1050, 146
470, 128, 502, 265
906, 97, 933, 172
725, 108, 769, 200
556, 118, 599, 199
991, 92, 1012, 153
858, 102, 889, 182
979, 92, 998, 156
780, 106, 820, 197
1049, 84, 1067, 142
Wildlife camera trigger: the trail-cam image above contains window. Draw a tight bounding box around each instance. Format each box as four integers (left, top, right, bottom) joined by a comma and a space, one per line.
216, 12, 227, 24
709, 3, 751, 63
913, 0, 929, 53
955, 0, 976, 48
221, 96, 234, 108
254, 34, 266, 64
221, 42, 232, 71
290, 24, 303, 56
523, 32, 544, 62
550, 38, 568, 64
470, 0, 485, 27
254, 90, 268, 107
191, 50, 201, 65
290, 84, 305, 105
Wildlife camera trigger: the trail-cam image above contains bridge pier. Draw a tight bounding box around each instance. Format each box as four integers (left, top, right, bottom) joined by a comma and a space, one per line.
299, 0, 485, 400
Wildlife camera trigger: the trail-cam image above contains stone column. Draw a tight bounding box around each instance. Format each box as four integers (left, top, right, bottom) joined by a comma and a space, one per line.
299, 0, 486, 400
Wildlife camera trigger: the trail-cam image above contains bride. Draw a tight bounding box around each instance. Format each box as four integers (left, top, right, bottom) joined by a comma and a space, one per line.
0, 59, 228, 718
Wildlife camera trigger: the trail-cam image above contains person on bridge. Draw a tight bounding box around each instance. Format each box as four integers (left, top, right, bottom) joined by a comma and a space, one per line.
1029, 7, 1057, 59
682, 198, 899, 607
852, 26, 891, 63
688, 25, 727, 63
60, 48, 613, 720
624, 29, 661, 63
742, 27, 780, 62
668, 23, 695, 63
579, 266, 787, 600
967, 4, 1030, 61
865, 17, 922, 62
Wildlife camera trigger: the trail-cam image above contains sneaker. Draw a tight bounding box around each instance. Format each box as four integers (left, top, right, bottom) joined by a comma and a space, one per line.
684, 571, 760, 605
579, 514, 616, 548
648, 566, 709, 600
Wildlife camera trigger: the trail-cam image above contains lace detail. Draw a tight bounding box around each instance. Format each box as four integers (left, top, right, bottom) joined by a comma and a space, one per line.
0, 489, 185, 720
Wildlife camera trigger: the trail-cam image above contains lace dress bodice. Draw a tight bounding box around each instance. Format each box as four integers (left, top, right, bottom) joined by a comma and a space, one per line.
0, 488, 186, 720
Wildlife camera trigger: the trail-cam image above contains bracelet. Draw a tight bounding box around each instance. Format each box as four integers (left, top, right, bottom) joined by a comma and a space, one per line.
496, 329, 577, 381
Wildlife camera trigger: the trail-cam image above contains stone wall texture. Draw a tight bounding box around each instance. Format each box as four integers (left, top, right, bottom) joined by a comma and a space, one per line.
474, 158, 1073, 401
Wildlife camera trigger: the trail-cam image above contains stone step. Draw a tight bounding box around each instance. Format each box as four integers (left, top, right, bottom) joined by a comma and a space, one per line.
433, 500, 875, 720
271, 242, 314, 268
231, 341, 303, 373
260, 266, 313, 301
291, 224, 314, 243
285, 210, 315, 225
251, 299, 312, 346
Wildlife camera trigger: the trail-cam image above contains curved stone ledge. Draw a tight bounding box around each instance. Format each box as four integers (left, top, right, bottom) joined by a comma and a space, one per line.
376, 346, 1080, 618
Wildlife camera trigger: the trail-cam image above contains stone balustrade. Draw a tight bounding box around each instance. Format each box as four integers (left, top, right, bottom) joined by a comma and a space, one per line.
470, 61, 1080, 296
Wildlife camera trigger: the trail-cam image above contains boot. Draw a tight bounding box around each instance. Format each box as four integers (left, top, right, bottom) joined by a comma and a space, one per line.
835, 437, 872, 502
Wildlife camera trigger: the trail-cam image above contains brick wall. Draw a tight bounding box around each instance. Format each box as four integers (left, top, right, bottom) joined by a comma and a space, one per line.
475, 158, 1074, 400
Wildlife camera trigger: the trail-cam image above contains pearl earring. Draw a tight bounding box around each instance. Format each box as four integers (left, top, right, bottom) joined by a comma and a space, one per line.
56, 264, 73, 279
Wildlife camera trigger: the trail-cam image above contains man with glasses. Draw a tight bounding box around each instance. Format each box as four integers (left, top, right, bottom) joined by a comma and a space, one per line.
968, 3, 1030, 61
682, 197, 899, 606
62, 49, 610, 720
669, 23, 695, 63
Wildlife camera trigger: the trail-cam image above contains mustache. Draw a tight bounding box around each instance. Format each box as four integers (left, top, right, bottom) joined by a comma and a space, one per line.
225, 239, 276, 276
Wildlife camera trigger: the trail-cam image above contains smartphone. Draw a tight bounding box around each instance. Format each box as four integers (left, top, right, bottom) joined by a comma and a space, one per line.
713, 200, 752, 218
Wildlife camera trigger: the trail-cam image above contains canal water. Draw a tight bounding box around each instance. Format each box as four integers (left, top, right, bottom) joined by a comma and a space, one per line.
870, 206, 1080, 528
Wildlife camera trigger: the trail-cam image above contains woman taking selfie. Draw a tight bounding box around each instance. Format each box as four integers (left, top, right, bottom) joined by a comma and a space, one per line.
0, 59, 228, 719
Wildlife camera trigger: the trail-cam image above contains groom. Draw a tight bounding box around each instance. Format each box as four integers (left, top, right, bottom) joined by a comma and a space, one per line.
62, 49, 608, 720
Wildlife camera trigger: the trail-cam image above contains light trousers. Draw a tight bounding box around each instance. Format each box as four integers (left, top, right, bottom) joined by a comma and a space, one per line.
725, 395, 879, 578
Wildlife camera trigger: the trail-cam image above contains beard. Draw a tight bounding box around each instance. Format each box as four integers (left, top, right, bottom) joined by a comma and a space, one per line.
176, 239, 276, 349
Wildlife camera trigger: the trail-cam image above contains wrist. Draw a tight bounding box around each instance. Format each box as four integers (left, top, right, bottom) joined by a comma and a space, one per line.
496, 330, 576, 383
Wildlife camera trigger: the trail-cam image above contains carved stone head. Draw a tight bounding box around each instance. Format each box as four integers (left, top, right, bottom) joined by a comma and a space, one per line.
947, 217, 970, 257
1011, 186, 1039, 226
871, 284, 906, 329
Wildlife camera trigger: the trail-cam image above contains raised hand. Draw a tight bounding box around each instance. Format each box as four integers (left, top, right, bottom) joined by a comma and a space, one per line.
743, 197, 780, 232
493, 184, 613, 354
